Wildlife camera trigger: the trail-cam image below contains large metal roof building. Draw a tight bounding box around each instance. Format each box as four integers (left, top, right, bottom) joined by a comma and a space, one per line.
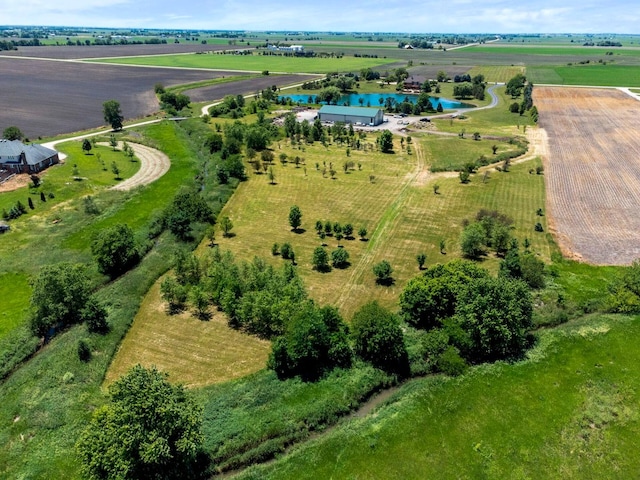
318, 105, 384, 126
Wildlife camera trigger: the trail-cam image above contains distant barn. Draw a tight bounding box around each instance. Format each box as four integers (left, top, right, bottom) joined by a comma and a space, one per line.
0, 140, 59, 174
318, 105, 384, 126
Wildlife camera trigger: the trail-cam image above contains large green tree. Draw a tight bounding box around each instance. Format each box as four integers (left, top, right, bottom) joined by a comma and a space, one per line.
399, 260, 489, 330
351, 301, 408, 375
2, 125, 23, 141
455, 277, 533, 363
29, 263, 92, 336
91, 224, 139, 278
76, 365, 206, 480
102, 99, 124, 131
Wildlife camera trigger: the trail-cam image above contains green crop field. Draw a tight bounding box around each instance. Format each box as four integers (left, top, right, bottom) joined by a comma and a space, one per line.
469, 45, 640, 57
239, 314, 640, 479
90, 53, 397, 74
528, 65, 640, 87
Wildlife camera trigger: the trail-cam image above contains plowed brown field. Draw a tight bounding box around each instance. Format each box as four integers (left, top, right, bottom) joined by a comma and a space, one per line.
535, 87, 640, 265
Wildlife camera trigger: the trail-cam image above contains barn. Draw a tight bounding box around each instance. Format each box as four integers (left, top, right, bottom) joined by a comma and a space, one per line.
318, 105, 384, 126
0, 140, 59, 174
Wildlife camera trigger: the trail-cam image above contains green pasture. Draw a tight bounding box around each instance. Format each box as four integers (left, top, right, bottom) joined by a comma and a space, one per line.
89, 53, 396, 74
239, 313, 640, 479
527, 65, 640, 87
470, 45, 640, 58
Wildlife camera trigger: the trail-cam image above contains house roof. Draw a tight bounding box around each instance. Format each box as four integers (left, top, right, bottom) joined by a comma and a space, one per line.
0, 140, 58, 166
319, 105, 382, 117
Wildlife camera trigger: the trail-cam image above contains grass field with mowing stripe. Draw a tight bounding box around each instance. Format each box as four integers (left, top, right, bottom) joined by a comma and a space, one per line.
211, 130, 550, 319
424, 136, 521, 172
105, 280, 270, 388
90, 53, 396, 74
238, 314, 640, 479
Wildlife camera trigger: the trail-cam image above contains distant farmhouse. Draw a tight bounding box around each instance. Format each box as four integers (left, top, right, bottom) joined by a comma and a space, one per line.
318, 105, 384, 126
267, 44, 304, 53
0, 139, 59, 174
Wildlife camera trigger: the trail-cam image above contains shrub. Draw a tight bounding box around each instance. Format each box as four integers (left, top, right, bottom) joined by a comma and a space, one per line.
373, 260, 393, 285
351, 301, 409, 375
331, 248, 350, 269
78, 339, 92, 362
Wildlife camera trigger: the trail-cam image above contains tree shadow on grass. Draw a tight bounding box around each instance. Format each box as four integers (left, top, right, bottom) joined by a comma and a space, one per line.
291, 228, 306, 235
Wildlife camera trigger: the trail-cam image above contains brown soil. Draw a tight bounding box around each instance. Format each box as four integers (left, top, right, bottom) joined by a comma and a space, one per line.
0, 43, 230, 59
0, 174, 30, 193
534, 87, 640, 265
0, 57, 240, 139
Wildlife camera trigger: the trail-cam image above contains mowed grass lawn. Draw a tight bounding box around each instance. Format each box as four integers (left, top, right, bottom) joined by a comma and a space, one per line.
424, 136, 522, 171
432, 86, 536, 136
212, 131, 549, 318
527, 65, 640, 87
90, 53, 396, 74
239, 314, 640, 479
469, 45, 640, 58
105, 280, 270, 388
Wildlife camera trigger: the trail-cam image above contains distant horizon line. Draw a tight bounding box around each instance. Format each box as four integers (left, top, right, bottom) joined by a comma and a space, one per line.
2, 26, 639, 37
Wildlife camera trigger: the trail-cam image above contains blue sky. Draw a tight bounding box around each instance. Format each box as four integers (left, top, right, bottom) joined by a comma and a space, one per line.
1, 0, 639, 34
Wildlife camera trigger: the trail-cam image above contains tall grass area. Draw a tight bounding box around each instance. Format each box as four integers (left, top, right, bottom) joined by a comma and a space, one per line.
238, 314, 640, 479
0, 120, 241, 477
424, 136, 522, 172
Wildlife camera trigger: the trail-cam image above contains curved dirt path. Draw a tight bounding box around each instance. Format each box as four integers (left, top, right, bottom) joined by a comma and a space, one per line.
107, 142, 171, 191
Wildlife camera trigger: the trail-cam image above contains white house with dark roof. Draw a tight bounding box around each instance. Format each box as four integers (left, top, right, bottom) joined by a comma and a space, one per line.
0, 139, 59, 174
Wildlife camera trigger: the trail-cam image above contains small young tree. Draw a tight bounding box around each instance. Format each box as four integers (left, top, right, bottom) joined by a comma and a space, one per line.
416, 253, 426, 270
111, 161, 120, 180
358, 226, 368, 241
220, 216, 234, 237
28, 197, 34, 210
280, 242, 294, 260
331, 248, 350, 269
439, 239, 446, 254
160, 276, 187, 314
82, 296, 110, 334
288, 205, 302, 231
109, 134, 118, 150
373, 260, 393, 285
78, 339, 92, 362
268, 166, 276, 185
312, 246, 330, 272
343, 223, 353, 239
82, 138, 92, 154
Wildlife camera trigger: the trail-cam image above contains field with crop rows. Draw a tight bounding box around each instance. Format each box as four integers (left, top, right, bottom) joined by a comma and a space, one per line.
0, 43, 228, 59
527, 65, 640, 87
535, 87, 640, 264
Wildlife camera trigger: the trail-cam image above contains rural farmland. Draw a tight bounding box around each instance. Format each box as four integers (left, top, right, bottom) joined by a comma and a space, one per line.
535, 87, 640, 264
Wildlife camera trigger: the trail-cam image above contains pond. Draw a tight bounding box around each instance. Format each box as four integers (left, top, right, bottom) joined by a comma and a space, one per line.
279, 93, 474, 110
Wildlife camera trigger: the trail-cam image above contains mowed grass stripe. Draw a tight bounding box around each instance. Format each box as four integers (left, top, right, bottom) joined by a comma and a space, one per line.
105, 280, 270, 388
